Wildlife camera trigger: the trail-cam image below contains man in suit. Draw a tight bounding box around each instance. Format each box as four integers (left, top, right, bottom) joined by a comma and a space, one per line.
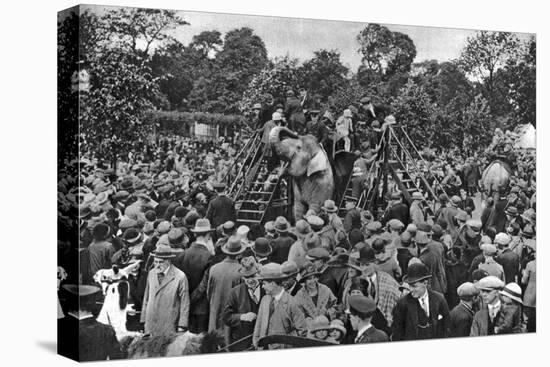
392, 263, 451, 341
343, 197, 361, 233
223, 257, 263, 351
252, 263, 307, 349
173, 218, 215, 333
470, 276, 505, 336
270, 217, 294, 264
163, 189, 187, 221
415, 232, 447, 294
382, 192, 410, 226
347, 295, 389, 343
449, 282, 480, 337
58, 284, 122, 362
140, 244, 190, 336
206, 183, 237, 229
207, 236, 246, 334
495, 233, 520, 283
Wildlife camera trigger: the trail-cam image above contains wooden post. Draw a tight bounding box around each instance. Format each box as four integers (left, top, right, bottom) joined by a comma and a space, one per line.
381, 128, 390, 213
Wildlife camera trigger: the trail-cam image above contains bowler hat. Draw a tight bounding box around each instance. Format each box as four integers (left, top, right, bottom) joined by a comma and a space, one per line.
151, 244, 176, 259
404, 263, 432, 284
123, 228, 142, 244
357, 246, 376, 265
252, 237, 272, 257
222, 236, 246, 255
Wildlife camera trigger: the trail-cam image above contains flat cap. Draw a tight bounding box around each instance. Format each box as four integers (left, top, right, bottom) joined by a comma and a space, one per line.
349, 295, 377, 315
457, 282, 480, 297
157, 221, 172, 234
494, 233, 511, 246
476, 276, 505, 291
480, 243, 498, 255
306, 247, 331, 260
306, 215, 324, 228
388, 219, 405, 230
417, 222, 432, 233
366, 221, 383, 233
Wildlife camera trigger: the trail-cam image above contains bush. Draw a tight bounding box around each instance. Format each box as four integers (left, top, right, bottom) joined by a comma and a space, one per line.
146, 110, 247, 136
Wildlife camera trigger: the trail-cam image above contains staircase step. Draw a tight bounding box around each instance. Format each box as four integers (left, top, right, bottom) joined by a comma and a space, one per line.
246, 191, 274, 195
237, 200, 270, 204
237, 219, 262, 224
238, 209, 265, 214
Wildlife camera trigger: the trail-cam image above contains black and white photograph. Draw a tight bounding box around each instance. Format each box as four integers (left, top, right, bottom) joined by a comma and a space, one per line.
54, 1, 538, 363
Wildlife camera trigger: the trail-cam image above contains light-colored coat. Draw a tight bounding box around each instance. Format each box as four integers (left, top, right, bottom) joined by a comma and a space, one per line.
207, 258, 242, 332
522, 260, 536, 307
141, 265, 190, 336
252, 291, 307, 349
288, 239, 307, 269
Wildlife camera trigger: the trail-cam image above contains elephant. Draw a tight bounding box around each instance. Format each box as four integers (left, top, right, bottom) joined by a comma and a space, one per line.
481, 160, 511, 199
269, 126, 336, 220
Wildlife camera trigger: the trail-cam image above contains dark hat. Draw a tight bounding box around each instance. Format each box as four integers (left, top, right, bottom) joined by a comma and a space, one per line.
404, 263, 432, 284
174, 189, 186, 201
151, 244, 176, 259
471, 269, 490, 282
417, 222, 432, 233
274, 216, 290, 233
252, 237, 272, 258
371, 238, 386, 254
357, 245, 376, 265
144, 210, 157, 222
174, 206, 188, 219
348, 228, 364, 246
222, 236, 246, 255
348, 295, 376, 315
431, 224, 443, 238
92, 222, 111, 241
299, 263, 321, 282
123, 228, 142, 244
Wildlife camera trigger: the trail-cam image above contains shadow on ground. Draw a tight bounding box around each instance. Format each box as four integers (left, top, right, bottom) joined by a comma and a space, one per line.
36, 341, 57, 354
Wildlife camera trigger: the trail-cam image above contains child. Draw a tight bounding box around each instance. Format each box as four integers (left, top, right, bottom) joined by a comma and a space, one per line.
496, 282, 526, 334
326, 319, 347, 344
307, 315, 331, 340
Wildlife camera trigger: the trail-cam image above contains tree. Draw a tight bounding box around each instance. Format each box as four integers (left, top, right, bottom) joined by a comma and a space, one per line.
299, 49, 349, 101
239, 56, 302, 113
458, 31, 521, 113
101, 7, 188, 61
356, 24, 416, 84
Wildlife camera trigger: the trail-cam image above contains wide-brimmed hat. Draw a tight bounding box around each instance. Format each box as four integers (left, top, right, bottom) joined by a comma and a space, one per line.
505, 206, 518, 216
293, 220, 312, 237
494, 233, 511, 247
403, 263, 432, 284
322, 199, 338, 213
239, 256, 260, 277
299, 263, 321, 282
274, 216, 290, 232
123, 228, 143, 244
222, 236, 247, 255
305, 215, 324, 231
499, 282, 523, 304
309, 315, 331, 333
191, 218, 215, 233
151, 244, 176, 259
257, 263, 290, 281
281, 261, 299, 278
252, 237, 272, 257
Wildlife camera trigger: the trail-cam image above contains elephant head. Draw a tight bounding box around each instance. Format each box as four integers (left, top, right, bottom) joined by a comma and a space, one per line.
269, 126, 328, 177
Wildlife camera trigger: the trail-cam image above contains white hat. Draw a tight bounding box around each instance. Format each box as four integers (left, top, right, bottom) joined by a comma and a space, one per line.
495, 233, 511, 246
237, 225, 250, 240
272, 112, 282, 121
343, 109, 352, 118
499, 282, 523, 304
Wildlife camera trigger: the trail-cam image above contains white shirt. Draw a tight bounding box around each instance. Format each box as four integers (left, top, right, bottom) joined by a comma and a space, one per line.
418, 290, 430, 316
273, 288, 285, 303
487, 300, 501, 321
355, 323, 373, 343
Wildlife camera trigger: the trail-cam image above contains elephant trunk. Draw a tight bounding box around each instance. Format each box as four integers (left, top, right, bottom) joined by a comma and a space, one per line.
269, 126, 299, 159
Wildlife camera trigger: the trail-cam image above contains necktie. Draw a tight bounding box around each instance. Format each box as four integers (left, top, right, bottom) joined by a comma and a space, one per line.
157, 272, 165, 285
420, 297, 429, 316
369, 278, 376, 300
268, 298, 276, 319
250, 288, 259, 304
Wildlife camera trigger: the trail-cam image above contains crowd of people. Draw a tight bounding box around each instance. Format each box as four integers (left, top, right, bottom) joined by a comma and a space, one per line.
57, 91, 536, 361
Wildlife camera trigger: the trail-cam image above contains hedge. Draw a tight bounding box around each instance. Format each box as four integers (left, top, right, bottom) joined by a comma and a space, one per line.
146, 110, 247, 135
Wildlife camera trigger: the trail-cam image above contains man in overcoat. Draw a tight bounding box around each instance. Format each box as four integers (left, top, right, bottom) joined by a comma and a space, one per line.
252, 263, 307, 349
206, 183, 237, 229
140, 244, 190, 336
449, 282, 479, 337
391, 263, 450, 341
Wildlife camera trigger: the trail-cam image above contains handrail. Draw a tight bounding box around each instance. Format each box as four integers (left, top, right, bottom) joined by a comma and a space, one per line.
395, 126, 449, 202
227, 134, 261, 199
221, 132, 259, 185
232, 142, 265, 203
358, 130, 387, 210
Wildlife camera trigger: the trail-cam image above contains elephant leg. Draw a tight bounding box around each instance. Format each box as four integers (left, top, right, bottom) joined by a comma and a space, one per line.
293, 183, 306, 220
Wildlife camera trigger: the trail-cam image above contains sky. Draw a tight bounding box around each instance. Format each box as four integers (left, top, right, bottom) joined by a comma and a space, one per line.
81, 5, 533, 71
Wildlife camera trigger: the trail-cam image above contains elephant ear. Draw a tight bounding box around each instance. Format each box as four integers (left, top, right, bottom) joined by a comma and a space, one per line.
307, 149, 329, 177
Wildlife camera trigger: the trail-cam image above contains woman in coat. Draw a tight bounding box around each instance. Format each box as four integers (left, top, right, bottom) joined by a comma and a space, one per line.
294, 263, 337, 326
